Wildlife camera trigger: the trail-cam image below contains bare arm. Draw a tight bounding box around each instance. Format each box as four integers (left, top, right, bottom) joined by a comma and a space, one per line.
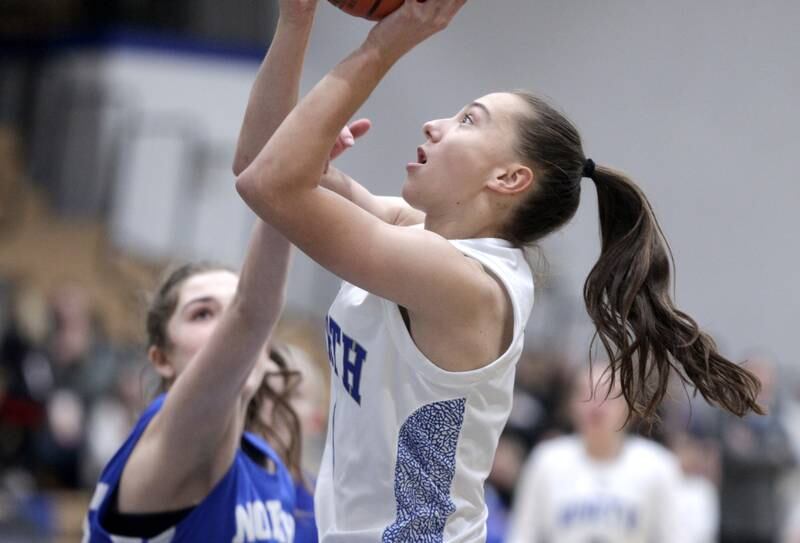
235, 14, 420, 226
119, 3, 314, 512
233, 2, 317, 176
322, 165, 424, 226
236, 1, 480, 323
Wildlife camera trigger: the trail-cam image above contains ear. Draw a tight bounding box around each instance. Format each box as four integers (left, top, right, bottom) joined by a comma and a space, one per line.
488, 164, 534, 195
148, 345, 176, 381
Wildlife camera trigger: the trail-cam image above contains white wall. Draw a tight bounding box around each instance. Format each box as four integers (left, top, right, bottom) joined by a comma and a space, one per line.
43, 1, 799, 368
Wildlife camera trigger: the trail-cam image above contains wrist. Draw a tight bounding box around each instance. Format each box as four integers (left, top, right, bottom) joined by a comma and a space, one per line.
357, 37, 405, 72
277, 10, 317, 30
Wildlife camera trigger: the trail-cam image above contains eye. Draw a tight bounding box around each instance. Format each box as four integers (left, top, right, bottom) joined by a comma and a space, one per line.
460, 113, 475, 125
190, 307, 214, 321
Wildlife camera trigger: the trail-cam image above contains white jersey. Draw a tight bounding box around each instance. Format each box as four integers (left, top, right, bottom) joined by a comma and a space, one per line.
507, 436, 684, 543
674, 475, 719, 543
315, 235, 534, 542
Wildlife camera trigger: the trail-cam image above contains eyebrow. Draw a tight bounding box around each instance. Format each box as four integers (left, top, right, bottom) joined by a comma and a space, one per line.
182, 296, 217, 313
468, 101, 492, 120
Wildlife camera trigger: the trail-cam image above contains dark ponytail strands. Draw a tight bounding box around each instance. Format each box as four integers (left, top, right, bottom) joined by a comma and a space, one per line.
583, 165, 764, 420
507, 91, 762, 420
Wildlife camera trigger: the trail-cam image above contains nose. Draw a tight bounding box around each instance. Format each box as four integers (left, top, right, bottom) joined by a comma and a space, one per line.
422, 119, 443, 143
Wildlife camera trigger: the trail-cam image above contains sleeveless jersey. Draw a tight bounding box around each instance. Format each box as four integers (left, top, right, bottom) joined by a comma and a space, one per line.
507, 436, 685, 543
83, 395, 297, 543
316, 235, 534, 542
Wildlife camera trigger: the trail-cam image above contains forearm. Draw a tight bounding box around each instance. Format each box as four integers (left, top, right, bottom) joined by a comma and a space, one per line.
320, 167, 389, 218
322, 167, 424, 225
150, 223, 290, 463
233, 220, 291, 325
238, 40, 400, 201
233, 12, 316, 175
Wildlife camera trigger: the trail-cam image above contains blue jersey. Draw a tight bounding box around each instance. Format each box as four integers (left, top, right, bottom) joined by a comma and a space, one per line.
84, 395, 297, 542
294, 478, 318, 543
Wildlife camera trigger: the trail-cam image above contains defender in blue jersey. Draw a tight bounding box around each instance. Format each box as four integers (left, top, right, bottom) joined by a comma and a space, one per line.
86, 393, 297, 542
83, 2, 332, 541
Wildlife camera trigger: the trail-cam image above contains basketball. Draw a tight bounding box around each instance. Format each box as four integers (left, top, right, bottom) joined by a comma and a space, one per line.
328, 0, 405, 21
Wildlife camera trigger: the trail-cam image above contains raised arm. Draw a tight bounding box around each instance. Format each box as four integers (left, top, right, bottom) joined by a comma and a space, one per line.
118, 2, 314, 513
323, 165, 424, 226
235, 1, 479, 320
233, 0, 318, 176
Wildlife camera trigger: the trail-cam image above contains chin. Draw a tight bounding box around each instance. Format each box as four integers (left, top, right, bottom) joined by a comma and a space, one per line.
401, 181, 424, 210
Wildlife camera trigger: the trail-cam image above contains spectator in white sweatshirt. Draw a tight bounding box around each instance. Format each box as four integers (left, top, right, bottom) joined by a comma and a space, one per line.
507, 363, 685, 543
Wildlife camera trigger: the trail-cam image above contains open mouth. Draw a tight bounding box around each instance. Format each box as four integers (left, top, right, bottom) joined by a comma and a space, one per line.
416, 147, 428, 165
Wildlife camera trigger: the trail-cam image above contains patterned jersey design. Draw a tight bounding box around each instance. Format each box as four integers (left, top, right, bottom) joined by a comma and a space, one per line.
382, 398, 467, 543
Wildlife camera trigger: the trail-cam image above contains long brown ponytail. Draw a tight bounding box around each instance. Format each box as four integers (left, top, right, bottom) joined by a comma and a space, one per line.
584, 165, 763, 419
506, 91, 763, 420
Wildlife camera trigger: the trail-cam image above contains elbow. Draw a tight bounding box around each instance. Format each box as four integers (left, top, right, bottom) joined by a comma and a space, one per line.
231, 155, 248, 178
235, 155, 287, 210
234, 170, 257, 206
235, 168, 273, 213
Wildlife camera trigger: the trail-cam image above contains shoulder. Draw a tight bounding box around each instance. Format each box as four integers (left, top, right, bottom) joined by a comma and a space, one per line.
626, 436, 676, 462
518, 437, 581, 490
531, 435, 581, 467
399, 229, 515, 319
240, 432, 296, 492
448, 238, 534, 311
449, 238, 532, 282
625, 436, 681, 478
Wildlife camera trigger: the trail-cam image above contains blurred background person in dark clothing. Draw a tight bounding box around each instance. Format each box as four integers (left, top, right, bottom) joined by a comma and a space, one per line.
717, 354, 796, 543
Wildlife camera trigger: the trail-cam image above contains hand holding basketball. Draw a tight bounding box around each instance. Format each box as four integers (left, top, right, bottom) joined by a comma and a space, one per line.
364, 0, 468, 59
328, 0, 404, 21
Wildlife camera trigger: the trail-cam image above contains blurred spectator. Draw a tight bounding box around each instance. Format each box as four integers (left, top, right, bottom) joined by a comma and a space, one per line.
507, 363, 687, 543
270, 318, 332, 543
82, 355, 142, 484
1, 280, 123, 489
670, 431, 721, 543
717, 354, 796, 543
32, 282, 118, 489
0, 283, 49, 476
511, 350, 573, 451
484, 482, 508, 543
785, 503, 800, 543
283, 340, 327, 543
274, 316, 331, 477
483, 435, 527, 543
783, 371, 800, 515
483, 350, 572, 542
42, 283, 117, 404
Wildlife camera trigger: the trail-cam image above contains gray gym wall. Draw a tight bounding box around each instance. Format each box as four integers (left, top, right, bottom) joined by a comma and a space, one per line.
303, 0, 800, 367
